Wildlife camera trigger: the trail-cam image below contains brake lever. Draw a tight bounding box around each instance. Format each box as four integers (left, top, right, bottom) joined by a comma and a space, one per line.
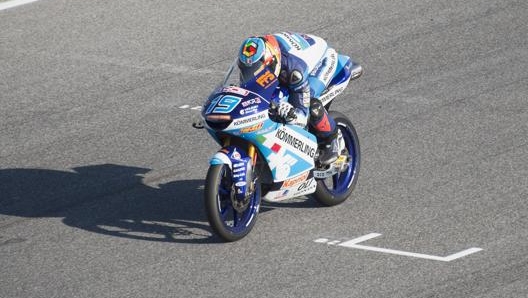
268, 101, 279, 118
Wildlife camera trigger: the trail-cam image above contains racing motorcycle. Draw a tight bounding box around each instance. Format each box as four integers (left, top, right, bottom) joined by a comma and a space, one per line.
197, 55, 362, 241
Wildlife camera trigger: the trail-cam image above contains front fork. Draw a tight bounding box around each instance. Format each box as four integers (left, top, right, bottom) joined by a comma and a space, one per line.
210, 138, 257, 206
222, 138, 258, 166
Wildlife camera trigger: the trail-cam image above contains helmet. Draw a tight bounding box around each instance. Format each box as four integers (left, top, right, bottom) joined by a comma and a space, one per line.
238, 35, 281, 83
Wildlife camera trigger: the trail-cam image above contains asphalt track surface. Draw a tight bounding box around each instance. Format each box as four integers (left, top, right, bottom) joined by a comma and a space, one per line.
1, 0, 527, 297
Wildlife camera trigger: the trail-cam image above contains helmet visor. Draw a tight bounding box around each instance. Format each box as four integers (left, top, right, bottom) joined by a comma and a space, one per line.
238, 59, 265, 85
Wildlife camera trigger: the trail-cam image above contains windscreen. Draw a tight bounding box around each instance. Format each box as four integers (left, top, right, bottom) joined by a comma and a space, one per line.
221, 59, 279, 100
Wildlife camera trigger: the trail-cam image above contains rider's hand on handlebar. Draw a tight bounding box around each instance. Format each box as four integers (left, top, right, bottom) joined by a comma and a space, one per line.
276, 101, 297, 122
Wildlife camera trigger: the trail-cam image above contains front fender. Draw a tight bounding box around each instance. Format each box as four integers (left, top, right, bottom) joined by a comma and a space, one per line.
210, 151, 233, 168
209, 146, 252, 200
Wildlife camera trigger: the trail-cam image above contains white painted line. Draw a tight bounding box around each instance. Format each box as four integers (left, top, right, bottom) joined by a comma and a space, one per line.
178, 105, 202, 111
342, 242, 448, 261
316, 233, 483, 262
0, 0, 41, 11
339, 233, 381, 245
443, 247, 484, 262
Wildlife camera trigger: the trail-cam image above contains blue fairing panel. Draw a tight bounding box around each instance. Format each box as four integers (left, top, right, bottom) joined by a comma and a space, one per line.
329, 55, 352, 86
209, 146, 252, 200
308, 76, 327, 98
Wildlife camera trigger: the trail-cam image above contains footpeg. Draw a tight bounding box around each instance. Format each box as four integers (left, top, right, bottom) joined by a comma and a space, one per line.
313, 155, 350, 179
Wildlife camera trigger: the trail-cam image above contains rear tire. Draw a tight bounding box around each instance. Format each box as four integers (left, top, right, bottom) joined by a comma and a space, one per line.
313, 111, 360, 206
204, 164, 261, 242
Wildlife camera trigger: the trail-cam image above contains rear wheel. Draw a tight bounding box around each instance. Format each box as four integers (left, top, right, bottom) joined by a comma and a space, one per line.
313, 111, 360, 206
204, 164, 261, 241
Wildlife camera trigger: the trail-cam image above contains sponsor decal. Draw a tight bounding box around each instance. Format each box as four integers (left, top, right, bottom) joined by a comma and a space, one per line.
240, 105, 259, 115
291, 184, 316, 197
282, 172, 309, 188
232, 112, 267, 127
275, 129, 316, 158
233, 173, 245, 178
233, 162, 244, 167
233, 167, 245, 173
240, 122, 263, 133
222, 86, 249, 96
235, 181, 247, 187
322, 51, 337, 83
256, 70, 277, 88
297, 178, 314, 191
241, 97, 262, 107
282, 32, 302, 51
319, 85, 345, 105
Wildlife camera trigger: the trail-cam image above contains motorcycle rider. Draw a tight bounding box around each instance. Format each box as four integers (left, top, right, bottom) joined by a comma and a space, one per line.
237, 32, 360, 165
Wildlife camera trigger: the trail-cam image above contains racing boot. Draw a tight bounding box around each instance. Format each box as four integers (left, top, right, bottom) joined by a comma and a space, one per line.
318, 135, 339, 165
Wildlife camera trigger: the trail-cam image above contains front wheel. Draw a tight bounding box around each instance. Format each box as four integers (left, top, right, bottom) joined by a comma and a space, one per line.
204, 164, 261, 242
313, 111, 360, 206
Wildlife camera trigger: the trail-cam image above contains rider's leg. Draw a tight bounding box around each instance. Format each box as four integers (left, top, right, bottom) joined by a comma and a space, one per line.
307, 47, 340, 165
309, 98, 338, 165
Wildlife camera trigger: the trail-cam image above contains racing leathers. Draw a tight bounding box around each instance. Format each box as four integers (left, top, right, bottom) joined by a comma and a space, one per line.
273, 32, 345, 165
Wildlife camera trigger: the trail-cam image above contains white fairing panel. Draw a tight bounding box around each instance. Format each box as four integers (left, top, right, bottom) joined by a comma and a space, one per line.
275, 32, 328, 72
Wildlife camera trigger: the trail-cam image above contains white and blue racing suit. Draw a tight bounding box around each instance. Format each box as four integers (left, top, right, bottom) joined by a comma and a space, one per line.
273, 32, 341, 141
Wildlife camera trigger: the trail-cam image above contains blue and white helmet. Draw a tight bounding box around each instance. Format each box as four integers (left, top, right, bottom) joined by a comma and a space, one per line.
237, 35, 281, 83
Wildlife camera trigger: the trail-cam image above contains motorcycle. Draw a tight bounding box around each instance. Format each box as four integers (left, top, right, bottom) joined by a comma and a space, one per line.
198, 55, 363, 241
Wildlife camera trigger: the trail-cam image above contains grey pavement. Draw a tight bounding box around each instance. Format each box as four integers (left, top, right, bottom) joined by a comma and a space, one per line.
1, 0, 527, 297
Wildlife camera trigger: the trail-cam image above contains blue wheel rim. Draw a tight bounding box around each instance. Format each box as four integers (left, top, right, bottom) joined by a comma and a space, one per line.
216, 166, 259, 234
322, 123, 359, 195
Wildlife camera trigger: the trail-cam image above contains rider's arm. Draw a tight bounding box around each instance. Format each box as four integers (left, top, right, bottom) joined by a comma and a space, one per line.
279, 58, 311, 127
288, 81, 310, 127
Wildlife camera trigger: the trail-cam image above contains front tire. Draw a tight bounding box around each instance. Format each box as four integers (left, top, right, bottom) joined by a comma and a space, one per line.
313, 111, 360, 206
204, 164, 261, 242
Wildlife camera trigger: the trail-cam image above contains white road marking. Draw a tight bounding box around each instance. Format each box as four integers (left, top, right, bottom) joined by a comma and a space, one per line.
315, 233, 483, 262
441, 247, 484, 262
179, 105, 202, 111
340, 233, 381, 245
0, 0, 41, 11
